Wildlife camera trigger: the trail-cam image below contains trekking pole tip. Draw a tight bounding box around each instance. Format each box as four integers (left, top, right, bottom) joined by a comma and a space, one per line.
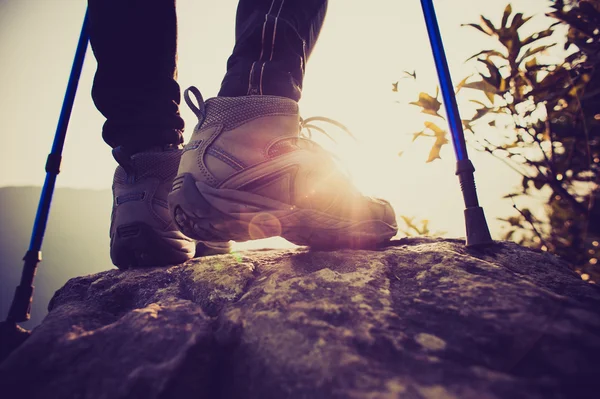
464, 206, 494, 247
0, 320, 31, 362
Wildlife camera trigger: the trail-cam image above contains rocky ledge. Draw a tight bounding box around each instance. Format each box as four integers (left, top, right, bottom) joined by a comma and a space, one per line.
1, 238, 599, 399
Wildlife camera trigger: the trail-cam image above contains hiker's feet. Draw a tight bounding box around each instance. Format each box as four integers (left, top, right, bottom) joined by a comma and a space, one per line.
110, 145, 230, 269
168, 87, 398, 248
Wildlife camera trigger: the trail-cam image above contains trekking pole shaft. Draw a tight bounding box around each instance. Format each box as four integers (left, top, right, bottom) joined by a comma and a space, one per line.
420, 0, 493, 246
7, 10, 89, 323
420, 0, 468, 162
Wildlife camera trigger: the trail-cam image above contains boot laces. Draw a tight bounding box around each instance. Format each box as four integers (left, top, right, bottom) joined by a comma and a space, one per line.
184, 86, 207, 124
299, 116, 356, 144
184, 86, 356, 177
184, 84, 357, 145
299, 116, 357, 180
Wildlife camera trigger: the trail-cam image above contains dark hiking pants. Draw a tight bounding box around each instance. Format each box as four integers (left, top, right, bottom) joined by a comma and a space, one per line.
87, 0, 329, 153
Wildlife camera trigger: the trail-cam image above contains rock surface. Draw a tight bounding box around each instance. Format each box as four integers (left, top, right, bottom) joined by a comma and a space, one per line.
1, 238, 599, 399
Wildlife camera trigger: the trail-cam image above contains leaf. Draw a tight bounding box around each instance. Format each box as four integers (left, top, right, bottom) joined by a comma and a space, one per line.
455, 75, 472, 93
517, 43, 557, 65
461, 80, 498, 94
424, 122, 449, 163
521, 29, 554, 46
505, 229, 516, 241
392, 81, 399, 92
529, 66, 570, 101
500, 142, 520, 150
465, 50, 507, 62
525, 57, 538, 70
462, 119, 474, 132
550, 9, 597, 36
421, 219, 429, 231
506, 216, 523, 227
462, 80, 495, 92
412, 130, 425, 142
403, 70, 417, 79
501, 37, 520, 60
478, 58, 503, 91
501, 4, 513, 29
579, 0, 600, 18
472, 106, 491, 122
461, 23, 490, 36
480, 15, 497, 35
401, 216, 415, 227
426, 143, 444, 163
510, 13, 532, 31
533, 179, 546, 190
469, 100, 488, 107
409, 92, 443, 118
424, 121, 446, 137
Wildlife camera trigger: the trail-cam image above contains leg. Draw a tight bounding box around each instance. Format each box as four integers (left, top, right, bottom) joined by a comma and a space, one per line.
88, 0, 184, 153
88, 0, 230, 268
219, 0, 328, 101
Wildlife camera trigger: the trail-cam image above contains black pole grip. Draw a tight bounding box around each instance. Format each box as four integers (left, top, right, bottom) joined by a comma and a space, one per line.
7, 286, 34, 323
456, 160, 493, 247
6, 250, 41, 323
456, 159, 479, 208
45, 153, 62, 175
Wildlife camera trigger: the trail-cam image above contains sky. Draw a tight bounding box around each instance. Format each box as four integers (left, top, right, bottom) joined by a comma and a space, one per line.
0, 0, 562, 248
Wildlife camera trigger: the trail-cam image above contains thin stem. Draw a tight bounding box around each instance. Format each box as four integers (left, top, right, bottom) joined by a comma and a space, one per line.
511, 196, 548, 249
467, 135, 531, 177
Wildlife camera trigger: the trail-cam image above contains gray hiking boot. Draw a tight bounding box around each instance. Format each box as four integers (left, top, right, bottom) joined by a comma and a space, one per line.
110, 145, 230, 269
168, 87, 398, 248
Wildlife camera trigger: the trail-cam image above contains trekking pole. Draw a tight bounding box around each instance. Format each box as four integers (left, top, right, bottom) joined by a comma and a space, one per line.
420, 0, 493, 247
0, 8, 89, 361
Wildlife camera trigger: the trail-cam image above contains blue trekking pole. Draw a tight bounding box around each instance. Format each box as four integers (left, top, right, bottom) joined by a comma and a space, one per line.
0, 9, 90, 361
420, 0, 493, 247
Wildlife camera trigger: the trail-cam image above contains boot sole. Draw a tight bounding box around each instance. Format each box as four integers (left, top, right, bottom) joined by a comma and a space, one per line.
195, 240, 233, 257
110, 222, 195, 269
169, 174, 397, 248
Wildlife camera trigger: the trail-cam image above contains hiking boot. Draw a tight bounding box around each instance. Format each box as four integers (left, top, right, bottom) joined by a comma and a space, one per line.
110, 145, 230, 269
168, 87, 398, 248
